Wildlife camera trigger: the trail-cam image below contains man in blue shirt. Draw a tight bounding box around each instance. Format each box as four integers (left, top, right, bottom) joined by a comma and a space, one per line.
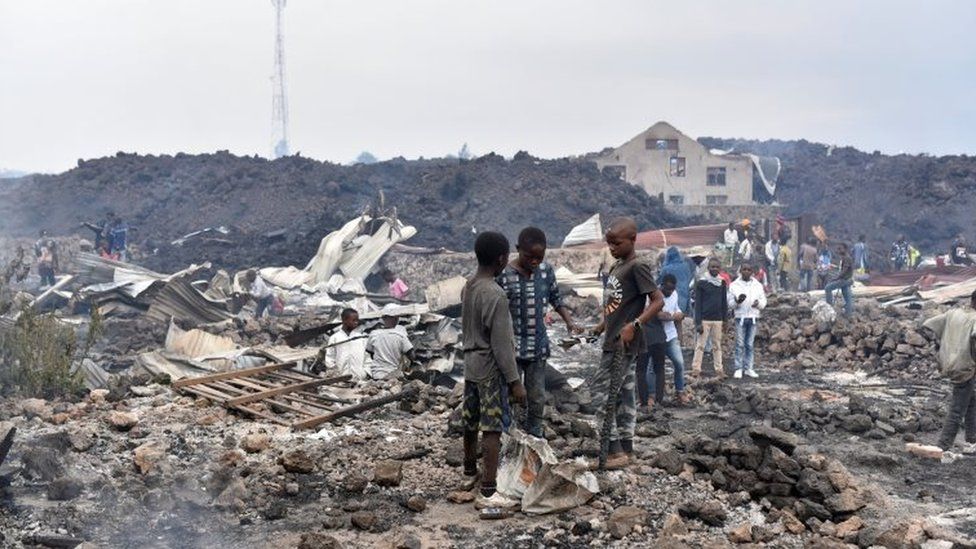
496, 227, 580, 438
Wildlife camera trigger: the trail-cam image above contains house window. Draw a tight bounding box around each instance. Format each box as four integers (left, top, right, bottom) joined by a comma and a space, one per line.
707, 167, 727, 186
706, 194, 728, 205
646, 138, 678, 151
669, 157, 686, 177
668, 195, 684, 205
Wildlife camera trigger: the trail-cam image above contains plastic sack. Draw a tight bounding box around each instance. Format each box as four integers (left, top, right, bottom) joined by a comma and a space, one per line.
496, 428, 599, 514
521, 460, 599, 515
496, 428, 556, 501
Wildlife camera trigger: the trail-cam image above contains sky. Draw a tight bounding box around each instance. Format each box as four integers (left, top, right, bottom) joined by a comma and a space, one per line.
1, 0, 974, 173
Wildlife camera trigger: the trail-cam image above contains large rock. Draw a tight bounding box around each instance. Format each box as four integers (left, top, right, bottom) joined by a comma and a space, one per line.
607, 505, 647, 539
825, 489, 866, 514
350, 511, 377, 531
749, 426, 801, 455
214, 478, 247, 508
652, 450, 685, 475
281, 450, 316, 474
728, 523, 753, 544
68, 428, 96, 452
133, 442, 167, 475
21, 398, 53, 420
678, 500, 727, 527
373, 460, 403, 487
46, 477, 84, 501
240, 433, 271, 454
106, 411, 139, 431
841, 414, 874, 434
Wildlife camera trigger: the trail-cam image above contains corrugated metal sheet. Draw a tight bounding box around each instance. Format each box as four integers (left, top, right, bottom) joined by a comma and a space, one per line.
339, 221, 418, 279
146, 279, 234, 324
562, 214, 602, 248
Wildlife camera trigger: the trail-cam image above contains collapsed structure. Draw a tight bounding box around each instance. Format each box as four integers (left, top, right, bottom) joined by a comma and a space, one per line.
1, 206, 975, 548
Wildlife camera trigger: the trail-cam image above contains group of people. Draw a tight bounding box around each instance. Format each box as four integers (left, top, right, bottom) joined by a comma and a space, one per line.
86, 213, 131, 261
459, 218, 786, 510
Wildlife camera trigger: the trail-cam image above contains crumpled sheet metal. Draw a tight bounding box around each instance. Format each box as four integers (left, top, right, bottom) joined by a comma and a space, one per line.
146, 278, 234, 324
561, 213, 602, 248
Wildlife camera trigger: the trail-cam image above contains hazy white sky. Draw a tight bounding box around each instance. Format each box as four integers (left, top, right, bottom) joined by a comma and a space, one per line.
1, 0, 974, 173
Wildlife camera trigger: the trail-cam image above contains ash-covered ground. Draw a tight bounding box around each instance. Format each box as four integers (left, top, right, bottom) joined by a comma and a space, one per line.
1, 247, 975, 549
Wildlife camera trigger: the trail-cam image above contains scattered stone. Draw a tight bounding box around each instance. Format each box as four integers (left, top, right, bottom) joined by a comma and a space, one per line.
404, 495, 427, 513
678, 500, 727, 526
88, 389, 110, 403
661, 513, 688, 536
281, 450, 316, 474
262, 501, 288, 521
285, 482, 300, 496
240, 433, 271, 454
46, 477, 83, 501
447, 491, 475, 504
834, 516, 864, 538
652, 450, 685, 475
841, 414, 873, 433
21, 398, 53, 420
749, 426, 801, 455
133, 442, 166, 475
105, 411, 139, 431
825, 489, 866, 514
607, 506, 647, 539
350, 510, 377, 531
68, 429, 95, 452
373, 459, 403, 487
298, 532, 340, 549
214, 478, 247, 508
343, 473, 369, 494
394, 534, 422, 549
728, 523, 753, 544
780, 511, 806, 534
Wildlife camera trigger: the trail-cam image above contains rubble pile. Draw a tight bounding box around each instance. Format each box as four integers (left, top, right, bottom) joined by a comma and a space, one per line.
757, 294, 939, 379
0, 152, 687, 272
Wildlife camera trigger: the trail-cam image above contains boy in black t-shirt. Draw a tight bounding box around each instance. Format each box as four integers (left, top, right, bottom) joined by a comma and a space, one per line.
591, 217, 664, 469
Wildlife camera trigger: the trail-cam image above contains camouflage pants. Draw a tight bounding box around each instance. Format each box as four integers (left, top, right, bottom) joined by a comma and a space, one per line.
592, 351, 637, 443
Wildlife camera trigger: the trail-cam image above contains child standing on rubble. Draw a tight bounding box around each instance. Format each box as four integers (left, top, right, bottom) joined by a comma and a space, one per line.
496, 227, 580, 438
924, 289, 976, 452
461, 231, 527, 510
383, 269, 410, 300
590, 217, 664, 469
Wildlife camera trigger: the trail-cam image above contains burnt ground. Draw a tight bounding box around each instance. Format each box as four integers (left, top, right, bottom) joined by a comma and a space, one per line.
1, 310, 974, 548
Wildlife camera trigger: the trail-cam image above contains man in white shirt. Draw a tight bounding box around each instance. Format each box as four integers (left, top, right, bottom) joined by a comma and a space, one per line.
723, 222, 739, 267
764, 237, 780, 292
325, 308, 369, 380
366, 305, 415, 380
728, 263, 767, 379
658, 274, 688, 404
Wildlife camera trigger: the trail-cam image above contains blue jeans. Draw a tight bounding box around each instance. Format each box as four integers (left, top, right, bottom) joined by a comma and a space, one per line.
824, 278, 854, 316
799, 269, 814, 292
661, 338, 685, 392
734, 318, 757, 372
516, 359, 547, 437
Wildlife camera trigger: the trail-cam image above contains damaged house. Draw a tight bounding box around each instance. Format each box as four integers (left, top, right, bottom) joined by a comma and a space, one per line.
593, 121, 781, 209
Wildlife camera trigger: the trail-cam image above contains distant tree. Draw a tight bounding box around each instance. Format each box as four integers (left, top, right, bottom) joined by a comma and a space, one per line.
458, 143, 474, 161
354, 151, 378, 165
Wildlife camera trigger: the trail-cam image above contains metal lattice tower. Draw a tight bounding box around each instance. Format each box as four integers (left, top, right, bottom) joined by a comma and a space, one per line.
270, 0, 290, 159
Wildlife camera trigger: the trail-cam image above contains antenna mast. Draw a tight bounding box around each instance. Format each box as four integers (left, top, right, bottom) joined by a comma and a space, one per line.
271, 0, 289, 159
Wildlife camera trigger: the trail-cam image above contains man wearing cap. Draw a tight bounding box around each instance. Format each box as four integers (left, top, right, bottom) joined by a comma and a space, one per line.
366, 304, 415, 380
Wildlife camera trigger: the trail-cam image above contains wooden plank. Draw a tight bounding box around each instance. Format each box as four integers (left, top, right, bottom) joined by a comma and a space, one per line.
179, 385, 235, 403
231, 404, 291, 425
171, 361, 296, 388
226, 374, 351, 406
292, 388, 416, 430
